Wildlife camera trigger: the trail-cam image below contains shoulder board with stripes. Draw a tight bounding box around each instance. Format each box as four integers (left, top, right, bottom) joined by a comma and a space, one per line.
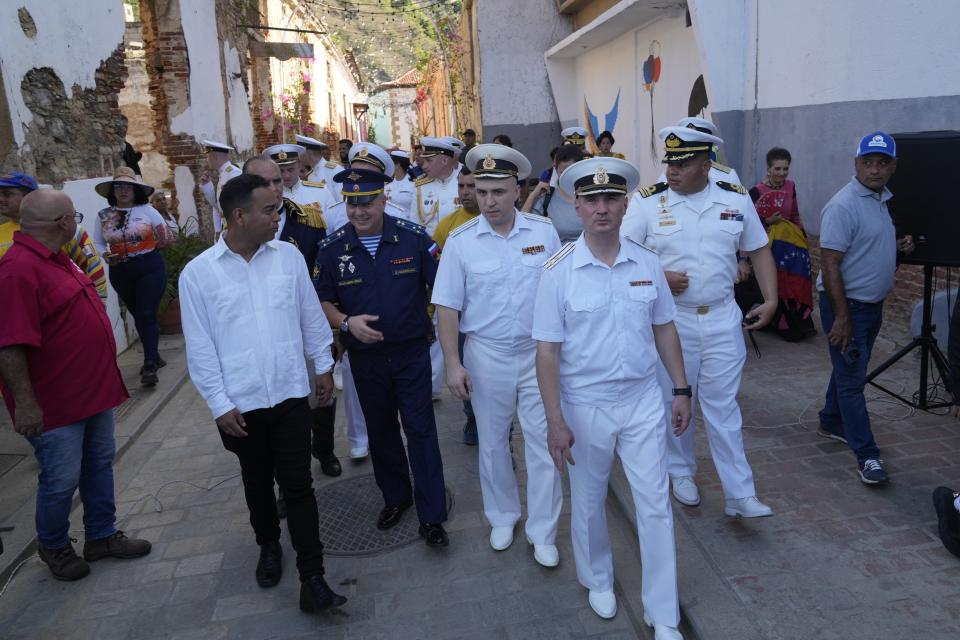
638, 182, 668, 198
711, 162, 732, 174
318, 227, 346, 249
543, 242, 576, 270
520, 212, 553, 224
449, 217, 480, 237
716, 181, 747, 195
302, 180, 326, 188
325, 161, 339, 169
395, 217, 427, 235
415, 176, 434, 187
625, 236, 657, 254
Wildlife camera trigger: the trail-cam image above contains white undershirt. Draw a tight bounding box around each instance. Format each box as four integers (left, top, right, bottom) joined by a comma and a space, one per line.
683, 184, 711, 213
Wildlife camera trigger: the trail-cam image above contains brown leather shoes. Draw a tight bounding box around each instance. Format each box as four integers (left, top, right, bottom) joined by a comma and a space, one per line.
83, 530, 152, 561
38, 543, 90, 581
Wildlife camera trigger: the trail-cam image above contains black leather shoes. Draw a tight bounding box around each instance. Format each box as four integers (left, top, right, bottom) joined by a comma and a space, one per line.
299, 575, 347, 613
319, 454, 342, 477
376, 502, 413, 530
419, 523, 449, 547
256, 540, 283, 588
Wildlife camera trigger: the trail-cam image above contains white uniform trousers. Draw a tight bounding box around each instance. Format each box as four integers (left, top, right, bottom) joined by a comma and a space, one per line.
657, 298, 756, 499
564, 386, 680, 627
430, 315, 444, 396
463, 338, 562, 544
340, 352, 369, 450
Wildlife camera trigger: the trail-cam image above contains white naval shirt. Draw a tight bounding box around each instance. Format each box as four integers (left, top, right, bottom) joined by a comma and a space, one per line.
385, 175, 416, 212
432, 210, 561, 352
179, 237, 335, 420
621, 180, 768, 308
285, 179, 336, 213
199, 160, 241, 233
532, 236, 676, 406
408, 165, 461, 234
307, 160, 341, 189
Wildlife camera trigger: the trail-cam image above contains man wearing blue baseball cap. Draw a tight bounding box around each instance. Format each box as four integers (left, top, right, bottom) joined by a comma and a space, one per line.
816, 131, 915, 485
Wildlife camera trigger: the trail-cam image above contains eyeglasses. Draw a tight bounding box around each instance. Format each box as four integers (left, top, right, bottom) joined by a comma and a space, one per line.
46, 211, 84, 223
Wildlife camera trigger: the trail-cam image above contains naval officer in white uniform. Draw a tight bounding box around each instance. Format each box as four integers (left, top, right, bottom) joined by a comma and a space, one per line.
199, 139, 240, 237
433, 144, 563, 566
263, 144, 336, 215
407, 137, 461, 235
534, 157, 691, 638
622, 126, 777, 518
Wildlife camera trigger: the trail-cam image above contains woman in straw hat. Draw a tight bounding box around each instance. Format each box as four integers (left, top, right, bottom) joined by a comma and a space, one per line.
93, 167, 171, 387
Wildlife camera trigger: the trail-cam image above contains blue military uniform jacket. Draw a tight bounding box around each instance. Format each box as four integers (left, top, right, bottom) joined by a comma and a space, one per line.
279, 197, 326, 269
313, 214, 439, 352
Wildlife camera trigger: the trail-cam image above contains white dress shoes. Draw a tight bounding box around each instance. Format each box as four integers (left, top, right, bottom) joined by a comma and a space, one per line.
724, 496, 773, 518
588, 589, 617, 619
671, 476, 700, 506
349, 446, 369, 459
489, 526, 514, 551
525, 537, 559, 567
643, 613, 683, 639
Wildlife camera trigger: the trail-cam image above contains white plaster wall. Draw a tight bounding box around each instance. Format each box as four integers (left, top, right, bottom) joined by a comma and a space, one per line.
572, 14, 703, 184
691, 0, 960, 112
476, 0, 571, 126
60, 178, 133, 352
173, 166, 198, 231
224, 42, 255, 153
170, 0, 227, 141
0, 1, 125, 146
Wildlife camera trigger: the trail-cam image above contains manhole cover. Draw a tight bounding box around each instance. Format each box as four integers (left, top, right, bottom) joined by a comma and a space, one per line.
317, 473, 453, 557
0, 454, 25, 478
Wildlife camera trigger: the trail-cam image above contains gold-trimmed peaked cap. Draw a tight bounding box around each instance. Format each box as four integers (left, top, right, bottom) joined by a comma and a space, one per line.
295, 134, 329, 150
559, 157, 640, 197
202, 139, 234, 154
561, 126, 588, 145
464, 144, 532, 181
348, 142, 395, 176
658, 126, 723, 164
333, 167, 393, 205
419, 136, 458, 158
263, 143, 305, 166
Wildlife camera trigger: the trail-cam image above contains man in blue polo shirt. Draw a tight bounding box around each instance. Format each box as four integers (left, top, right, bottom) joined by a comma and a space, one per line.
816, 131, 914, 485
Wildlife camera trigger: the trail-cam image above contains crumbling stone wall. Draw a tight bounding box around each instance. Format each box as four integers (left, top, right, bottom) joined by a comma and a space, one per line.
8, 46, 128, 186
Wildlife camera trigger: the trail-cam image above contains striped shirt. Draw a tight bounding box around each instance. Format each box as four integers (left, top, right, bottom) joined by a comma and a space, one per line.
358, 234, 381, 258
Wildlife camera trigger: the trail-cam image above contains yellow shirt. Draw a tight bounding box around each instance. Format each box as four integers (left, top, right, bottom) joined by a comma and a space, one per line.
432, 207, 480, 249
0, 220, 15, 257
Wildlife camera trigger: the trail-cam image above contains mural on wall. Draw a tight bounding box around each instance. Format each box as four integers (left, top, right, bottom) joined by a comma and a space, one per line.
583, 89, 621, 155
642, 40, 662, 159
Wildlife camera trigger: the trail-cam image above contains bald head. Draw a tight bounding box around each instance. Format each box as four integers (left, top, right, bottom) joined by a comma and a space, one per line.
19, 189, 73, 224
243, 158, 283, 206
18, 189, 76, 250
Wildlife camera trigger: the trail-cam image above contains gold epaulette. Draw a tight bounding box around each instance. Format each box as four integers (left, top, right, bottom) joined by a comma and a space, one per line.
544, 242, 575, 270
638, 182, 668, 198
449, 217, 479, 238
415, 175, 434, 188
625, 236, 657, 254
716, 181, 747, 195
302, 180, 326, 189
325, 161, 339, 169
299, 203, 326, 229
712, 162, 732, 174
520, 212, 553, 224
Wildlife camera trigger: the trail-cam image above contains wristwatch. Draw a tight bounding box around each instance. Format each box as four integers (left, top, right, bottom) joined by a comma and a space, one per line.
339, 316, 351, 335
672, 386, 692, 397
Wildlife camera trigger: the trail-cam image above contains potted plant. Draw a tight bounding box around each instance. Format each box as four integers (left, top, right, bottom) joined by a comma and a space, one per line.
158, 233, 212, 334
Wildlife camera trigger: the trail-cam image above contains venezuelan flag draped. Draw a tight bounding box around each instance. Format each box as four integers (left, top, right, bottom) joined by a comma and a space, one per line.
766, 219, 812, 308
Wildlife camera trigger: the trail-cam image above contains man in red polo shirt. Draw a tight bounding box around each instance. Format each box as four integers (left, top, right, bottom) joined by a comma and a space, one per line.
0, 189, 150, 581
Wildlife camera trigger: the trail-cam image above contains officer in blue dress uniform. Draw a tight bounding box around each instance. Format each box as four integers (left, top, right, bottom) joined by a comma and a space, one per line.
313, 168, 449, 547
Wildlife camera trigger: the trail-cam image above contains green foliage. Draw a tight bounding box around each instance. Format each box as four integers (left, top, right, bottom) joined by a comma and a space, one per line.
158, 234, 213, 312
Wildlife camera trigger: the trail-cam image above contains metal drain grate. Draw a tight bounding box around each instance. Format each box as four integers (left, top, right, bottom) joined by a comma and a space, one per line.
316, 473, 452, 557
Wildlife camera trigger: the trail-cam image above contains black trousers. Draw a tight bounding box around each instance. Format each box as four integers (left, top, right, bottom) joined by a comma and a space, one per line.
349, 340, 447, 524
219, 396, 325, 579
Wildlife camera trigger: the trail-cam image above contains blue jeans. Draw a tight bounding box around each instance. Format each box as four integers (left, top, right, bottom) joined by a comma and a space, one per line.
818, 292, 883, 462
27, 410, 118, 548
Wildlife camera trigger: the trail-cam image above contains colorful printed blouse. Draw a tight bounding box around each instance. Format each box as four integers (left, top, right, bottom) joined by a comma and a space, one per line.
0, 220, 107, 298
94, 204, 169, 259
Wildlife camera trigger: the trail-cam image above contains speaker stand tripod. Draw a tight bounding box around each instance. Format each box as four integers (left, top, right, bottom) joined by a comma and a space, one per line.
866, 263, 952, 410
